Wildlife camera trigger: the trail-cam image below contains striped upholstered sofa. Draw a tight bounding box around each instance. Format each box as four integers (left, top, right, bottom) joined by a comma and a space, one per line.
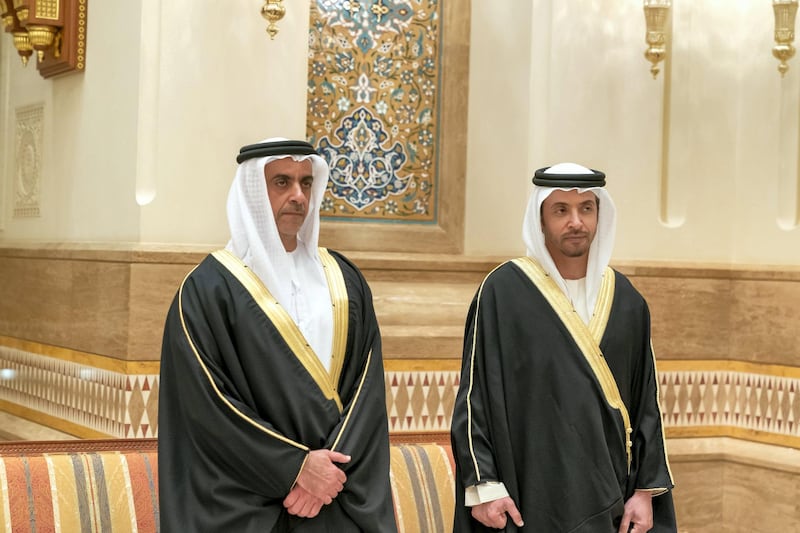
0, 435, 454, 533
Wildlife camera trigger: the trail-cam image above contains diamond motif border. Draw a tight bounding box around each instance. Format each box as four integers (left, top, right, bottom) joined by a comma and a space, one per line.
1, 345, 798, 446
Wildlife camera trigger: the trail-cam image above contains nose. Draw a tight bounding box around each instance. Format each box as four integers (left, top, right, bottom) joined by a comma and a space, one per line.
566, 209, 582, 227
288, 181, 305, 203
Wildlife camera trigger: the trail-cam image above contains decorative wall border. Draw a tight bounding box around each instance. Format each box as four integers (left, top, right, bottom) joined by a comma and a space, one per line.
657, 360, 800, 448
1, 343, 798, 447
0, 344, 158, 438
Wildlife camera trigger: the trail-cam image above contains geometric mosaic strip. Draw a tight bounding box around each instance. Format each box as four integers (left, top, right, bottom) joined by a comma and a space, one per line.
2, 344, 800, 447
386, 370, 800, 444
388, 370, 800, 443
125, 375, 159, 438
385, 371, 459, 433
660, 370, 800, 437
0, 346, 158, 438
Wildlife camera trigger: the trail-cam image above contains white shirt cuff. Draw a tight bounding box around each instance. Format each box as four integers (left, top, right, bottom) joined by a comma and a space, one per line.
464, 481, 509, 506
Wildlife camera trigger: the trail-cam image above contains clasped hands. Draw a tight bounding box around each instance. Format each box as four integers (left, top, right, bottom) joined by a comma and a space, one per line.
283, 449, 350, 518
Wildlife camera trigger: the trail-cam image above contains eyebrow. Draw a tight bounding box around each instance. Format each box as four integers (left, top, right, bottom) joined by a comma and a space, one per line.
550, 200, 589, 206
270, 174, 314, 180
551, 199, 596, 206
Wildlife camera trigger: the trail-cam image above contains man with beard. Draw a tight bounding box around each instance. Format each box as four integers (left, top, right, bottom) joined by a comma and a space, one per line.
158, 138, 396, 532
451, 163, 677, 532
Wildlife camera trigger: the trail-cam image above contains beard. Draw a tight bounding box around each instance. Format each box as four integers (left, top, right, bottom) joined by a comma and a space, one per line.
557, 232, 592, 257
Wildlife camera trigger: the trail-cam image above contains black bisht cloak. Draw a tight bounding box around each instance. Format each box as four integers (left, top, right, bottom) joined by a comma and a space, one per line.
158, 249, 396, 532
451, 260, 677, 532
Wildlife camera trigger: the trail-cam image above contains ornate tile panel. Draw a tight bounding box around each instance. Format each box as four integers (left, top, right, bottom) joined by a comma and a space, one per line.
307, 0, 442, 222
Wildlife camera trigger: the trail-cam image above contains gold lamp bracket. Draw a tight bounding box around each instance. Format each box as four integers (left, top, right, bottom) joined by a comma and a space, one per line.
773, 0, 799, 77
1, 0, 87, 78
261, 0, 286, 40
643, 0, 671, 79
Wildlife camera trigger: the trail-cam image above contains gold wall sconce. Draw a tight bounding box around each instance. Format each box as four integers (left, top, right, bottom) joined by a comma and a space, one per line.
1, 0, 87, 78
773, 0, 798, 76
261, 0, 285, 40
643, 0, 671, 79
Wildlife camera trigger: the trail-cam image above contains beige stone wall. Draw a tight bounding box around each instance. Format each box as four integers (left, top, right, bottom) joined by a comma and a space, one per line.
466, 2, 800, 265
1, 247, 798, 365
669, 438, 800, 532
1, 247, 798, 529
3, 3, 799, 264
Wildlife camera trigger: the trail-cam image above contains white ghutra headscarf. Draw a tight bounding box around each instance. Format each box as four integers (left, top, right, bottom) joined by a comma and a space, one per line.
522, 162, 617, 323
224, 137, 334, 367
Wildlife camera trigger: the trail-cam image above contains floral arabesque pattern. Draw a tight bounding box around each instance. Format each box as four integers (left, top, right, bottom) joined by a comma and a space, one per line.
307, 0, 441, 220
318, 108, 408, 211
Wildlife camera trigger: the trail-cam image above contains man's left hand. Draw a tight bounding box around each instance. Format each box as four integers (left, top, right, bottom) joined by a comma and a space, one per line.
618, 490, 653, 533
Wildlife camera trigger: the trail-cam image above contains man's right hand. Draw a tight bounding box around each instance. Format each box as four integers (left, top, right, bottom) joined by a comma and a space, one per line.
295, 449, 350, 503
471, 496, 524, 529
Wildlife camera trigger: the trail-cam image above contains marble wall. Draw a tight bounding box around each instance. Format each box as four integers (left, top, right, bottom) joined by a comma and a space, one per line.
1, 246, 798, 438
669, 438, 800, 532
0, 247, 798, 528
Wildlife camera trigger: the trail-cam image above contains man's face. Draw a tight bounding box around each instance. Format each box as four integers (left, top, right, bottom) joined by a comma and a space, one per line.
264, 157, 314, 251
540, 189, 599, 262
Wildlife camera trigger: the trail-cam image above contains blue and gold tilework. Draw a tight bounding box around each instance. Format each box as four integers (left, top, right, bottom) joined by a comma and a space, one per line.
307, 0, 442, 221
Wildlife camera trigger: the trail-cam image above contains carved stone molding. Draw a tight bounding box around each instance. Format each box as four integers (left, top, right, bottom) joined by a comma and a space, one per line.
13, 104, 43, 218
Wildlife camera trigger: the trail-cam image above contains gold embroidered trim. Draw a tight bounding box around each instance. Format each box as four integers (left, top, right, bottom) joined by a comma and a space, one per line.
465, 262, 507, 483
211, 249, 343, 412
319, 248, 348, 390
177, 263, 307, 450
589, 268, 615, 344
511, 257, 632, 471
651, 340, 675, 484
330, 349, 373, 452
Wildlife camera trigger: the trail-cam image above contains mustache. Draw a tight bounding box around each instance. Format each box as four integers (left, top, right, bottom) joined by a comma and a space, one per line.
280, 205, 306, 215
